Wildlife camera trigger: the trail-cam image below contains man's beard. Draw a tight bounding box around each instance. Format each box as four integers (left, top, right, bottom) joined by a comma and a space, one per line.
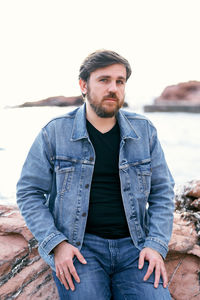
87, 88, 124, 118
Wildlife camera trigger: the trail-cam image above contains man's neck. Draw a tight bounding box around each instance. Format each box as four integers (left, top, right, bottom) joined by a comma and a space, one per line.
86, 103, 116, 134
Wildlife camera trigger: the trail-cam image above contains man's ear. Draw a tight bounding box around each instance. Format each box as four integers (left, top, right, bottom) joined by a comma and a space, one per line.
79, 79, 87, 95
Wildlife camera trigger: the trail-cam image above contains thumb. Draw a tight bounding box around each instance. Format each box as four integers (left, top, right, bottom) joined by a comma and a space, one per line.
75, 249, 87, 264
138, 249, 145, 269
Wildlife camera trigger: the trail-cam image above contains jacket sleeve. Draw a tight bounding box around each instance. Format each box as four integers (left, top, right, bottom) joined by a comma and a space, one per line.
143, 124, 175, 259
16, 127, 67, 256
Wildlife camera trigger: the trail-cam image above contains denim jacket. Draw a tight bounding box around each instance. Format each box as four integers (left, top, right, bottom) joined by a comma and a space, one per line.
17, 104, 174, 270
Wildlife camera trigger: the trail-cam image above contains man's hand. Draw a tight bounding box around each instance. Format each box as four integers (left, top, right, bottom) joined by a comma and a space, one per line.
138, 247, 168, 289
53, 241, 87, 291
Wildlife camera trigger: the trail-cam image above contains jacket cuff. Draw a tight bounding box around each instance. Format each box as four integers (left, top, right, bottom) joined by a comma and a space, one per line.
39, 232, 68, 255
143, 237, 168, 259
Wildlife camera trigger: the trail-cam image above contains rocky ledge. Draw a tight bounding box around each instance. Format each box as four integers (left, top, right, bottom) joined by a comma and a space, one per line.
144, 81, 200, 112
0, 180, 200, 299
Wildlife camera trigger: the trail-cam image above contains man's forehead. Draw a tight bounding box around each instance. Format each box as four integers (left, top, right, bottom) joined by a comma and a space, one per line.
91, 64, 126, 78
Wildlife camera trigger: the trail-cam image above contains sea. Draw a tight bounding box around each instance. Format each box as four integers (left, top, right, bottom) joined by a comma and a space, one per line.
0, 104, 200, 205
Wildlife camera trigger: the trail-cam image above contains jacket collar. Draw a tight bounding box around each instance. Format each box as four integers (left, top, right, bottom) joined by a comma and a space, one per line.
71, 104, 88, 141
117, 110, 140, 140
71, 103, 140, 141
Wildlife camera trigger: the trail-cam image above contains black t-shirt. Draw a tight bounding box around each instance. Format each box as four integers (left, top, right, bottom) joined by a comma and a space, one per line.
85, 120, 130, 239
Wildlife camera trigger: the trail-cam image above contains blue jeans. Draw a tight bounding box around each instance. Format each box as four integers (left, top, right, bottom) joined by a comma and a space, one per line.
52, 233, 171, 300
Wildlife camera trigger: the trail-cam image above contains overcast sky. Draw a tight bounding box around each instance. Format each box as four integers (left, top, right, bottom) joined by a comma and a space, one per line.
0, 0, 200, 107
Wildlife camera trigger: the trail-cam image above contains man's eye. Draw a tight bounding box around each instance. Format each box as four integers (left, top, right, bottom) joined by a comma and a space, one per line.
117, 80, 125, 85
100, 78, 107, 82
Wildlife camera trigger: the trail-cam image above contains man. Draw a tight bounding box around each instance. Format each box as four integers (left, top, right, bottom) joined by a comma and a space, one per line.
17, 50, 174, 299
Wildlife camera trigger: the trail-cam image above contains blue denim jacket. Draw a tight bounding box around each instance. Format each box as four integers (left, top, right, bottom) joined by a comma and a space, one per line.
17, 104, 174, 270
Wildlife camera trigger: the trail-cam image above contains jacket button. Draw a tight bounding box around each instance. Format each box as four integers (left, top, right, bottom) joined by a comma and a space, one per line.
89, 157, 94, 161
82, 212, 86, 217
76, 242, 81, 246
85, 184, 89, 189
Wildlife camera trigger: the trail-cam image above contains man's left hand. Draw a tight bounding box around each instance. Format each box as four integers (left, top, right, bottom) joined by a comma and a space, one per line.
138, 247, 168, 289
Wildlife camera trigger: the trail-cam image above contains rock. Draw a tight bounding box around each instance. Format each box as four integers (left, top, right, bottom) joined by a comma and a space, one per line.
166, 213, 200, 300
13, 95, 129, 108
1, 181, 200, 299
165, 180, 200, 300
186, 180, 200, 198
144, 81, 200, 113
155, 81, 200, 103
0, 205, 59, 299
17, 95, 84, 108
165, 253, 200, 300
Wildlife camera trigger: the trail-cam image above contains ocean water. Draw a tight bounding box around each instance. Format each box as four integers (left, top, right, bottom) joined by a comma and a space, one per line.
0, 105, 200, 204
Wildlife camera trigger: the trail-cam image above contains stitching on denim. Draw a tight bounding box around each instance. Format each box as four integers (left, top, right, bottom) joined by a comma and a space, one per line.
41, 233, 56, 248
42, 128, 55, 165
146, 237, 168, 249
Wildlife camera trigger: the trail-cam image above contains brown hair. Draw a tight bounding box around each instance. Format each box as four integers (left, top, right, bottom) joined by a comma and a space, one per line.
79, 49, 132, 82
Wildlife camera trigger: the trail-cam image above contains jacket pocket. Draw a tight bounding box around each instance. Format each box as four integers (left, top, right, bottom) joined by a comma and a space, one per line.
134, 159, 152, 194
55, 164, 75, 194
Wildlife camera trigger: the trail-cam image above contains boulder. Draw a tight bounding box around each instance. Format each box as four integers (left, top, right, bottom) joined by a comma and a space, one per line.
166, 180, 200, 300
0, 180, 200, 299
0, 205, 59, 299
155, 81, 200, 104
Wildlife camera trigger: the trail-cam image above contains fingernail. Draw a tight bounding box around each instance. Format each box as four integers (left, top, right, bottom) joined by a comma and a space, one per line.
138, 265, 142, 269
83, 259, 87, 264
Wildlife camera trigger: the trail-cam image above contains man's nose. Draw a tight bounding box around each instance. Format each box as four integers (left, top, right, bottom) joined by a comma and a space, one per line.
108, 81, 117, 93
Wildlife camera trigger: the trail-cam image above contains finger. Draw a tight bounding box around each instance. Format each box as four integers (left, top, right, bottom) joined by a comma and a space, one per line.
59, 271, 69, 290
68, 261, 80, 283
75, 249, 87, 264
154, 264, 161, 288
56, 268, 69, 289
161, 265, 168, 288
138, 251, 145, 269
63, 268, 75, 291
143, 262, 154, 281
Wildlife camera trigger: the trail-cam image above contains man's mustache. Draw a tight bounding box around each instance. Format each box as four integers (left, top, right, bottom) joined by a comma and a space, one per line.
102, 93, 119, 101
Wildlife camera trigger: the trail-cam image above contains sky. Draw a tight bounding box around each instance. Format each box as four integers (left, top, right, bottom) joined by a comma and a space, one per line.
0, 0, 200, 108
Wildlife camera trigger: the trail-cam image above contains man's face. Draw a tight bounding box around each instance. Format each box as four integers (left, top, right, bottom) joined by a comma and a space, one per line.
80, 64, 126, 118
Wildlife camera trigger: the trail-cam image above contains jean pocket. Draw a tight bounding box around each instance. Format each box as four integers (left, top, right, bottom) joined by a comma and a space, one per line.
135, 162, 152, 194
55, 165, 75, 194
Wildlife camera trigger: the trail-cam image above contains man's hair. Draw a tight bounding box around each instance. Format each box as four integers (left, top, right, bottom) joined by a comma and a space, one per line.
79, 49, 132, 82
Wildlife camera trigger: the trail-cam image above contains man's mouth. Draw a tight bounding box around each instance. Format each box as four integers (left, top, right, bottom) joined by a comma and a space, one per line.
104, 98, 117, 101
103, 95, 119, 102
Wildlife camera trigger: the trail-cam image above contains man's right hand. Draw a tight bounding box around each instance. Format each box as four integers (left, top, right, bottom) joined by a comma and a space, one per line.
53, 241, 87, 291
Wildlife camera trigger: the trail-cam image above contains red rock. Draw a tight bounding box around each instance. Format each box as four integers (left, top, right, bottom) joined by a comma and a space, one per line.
155, 81, 200, 103
166, 254, 200, 300
0, 258, 58, 299
0, 234, 28, 276
190, 198, 200, 209
168, 213, 199, 256
186, 180, 200, 198
0, 205, 33, 241
17, 95, 84, 108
